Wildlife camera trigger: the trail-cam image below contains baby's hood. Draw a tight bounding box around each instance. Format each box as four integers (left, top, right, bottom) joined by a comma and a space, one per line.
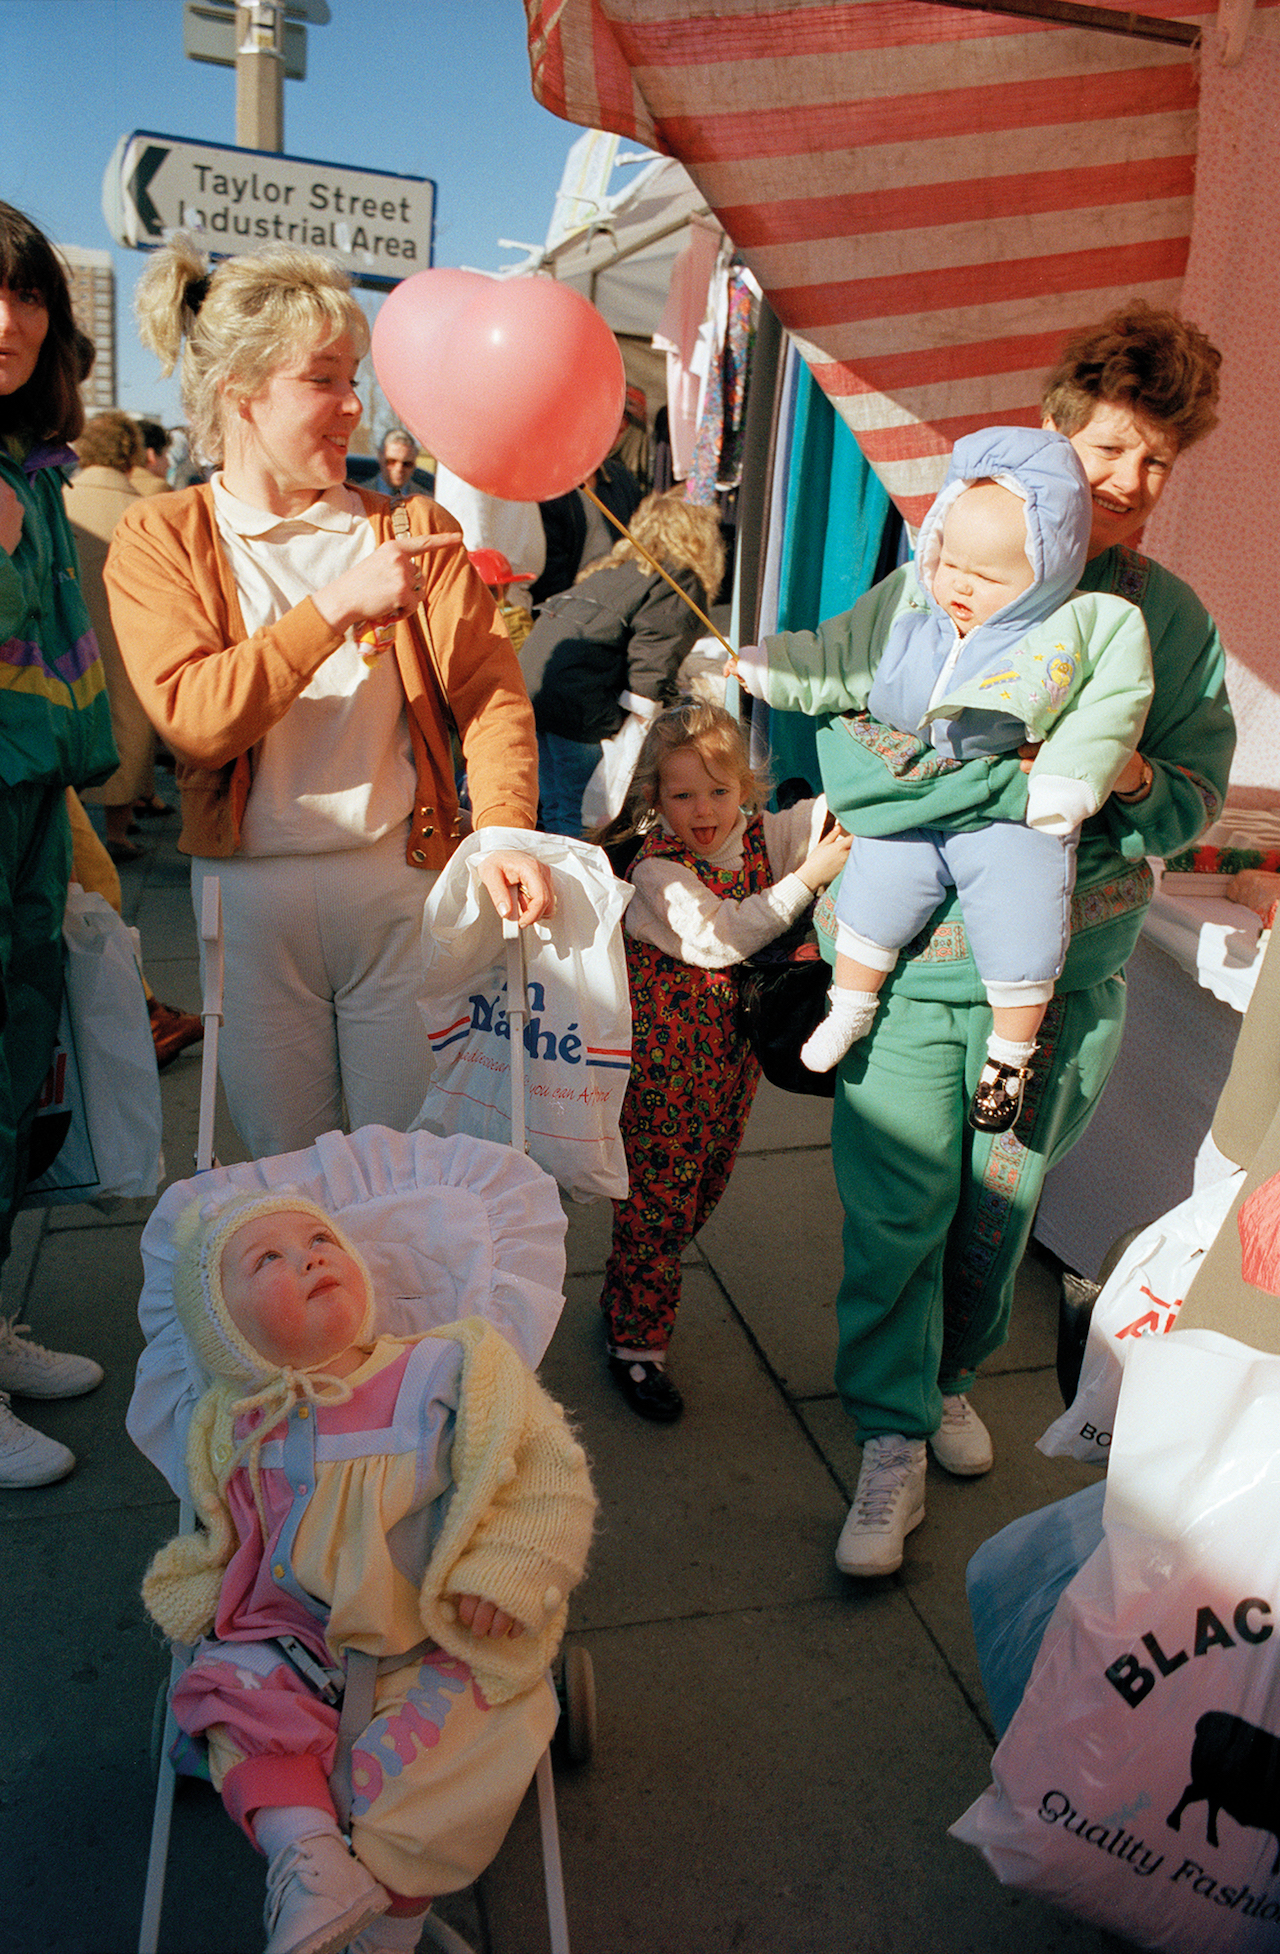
914, 426, 1092, 639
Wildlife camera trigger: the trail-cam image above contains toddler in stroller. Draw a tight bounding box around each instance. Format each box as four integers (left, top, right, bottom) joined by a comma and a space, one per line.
133, 1129, 596, 1954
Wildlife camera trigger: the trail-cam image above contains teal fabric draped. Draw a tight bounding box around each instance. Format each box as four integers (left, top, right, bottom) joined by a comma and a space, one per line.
768, 363, 893, 794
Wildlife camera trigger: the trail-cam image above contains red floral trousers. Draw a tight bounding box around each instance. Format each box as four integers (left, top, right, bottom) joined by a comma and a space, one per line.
600, 822, 769, 1353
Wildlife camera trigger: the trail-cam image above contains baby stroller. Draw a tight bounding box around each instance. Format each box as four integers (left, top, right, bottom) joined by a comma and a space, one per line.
133, 884, 595, 1954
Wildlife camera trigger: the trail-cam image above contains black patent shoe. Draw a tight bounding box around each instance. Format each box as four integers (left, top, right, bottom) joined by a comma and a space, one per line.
607, 1356, 684, 1423
967, 1059, 1033, 1133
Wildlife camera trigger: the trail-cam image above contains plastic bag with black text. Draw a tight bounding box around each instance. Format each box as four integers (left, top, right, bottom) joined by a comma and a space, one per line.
414, 831, 633, 1202
953, 1328, 1280, 1951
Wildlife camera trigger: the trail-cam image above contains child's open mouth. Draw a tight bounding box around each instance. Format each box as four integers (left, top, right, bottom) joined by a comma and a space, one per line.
692, 825, 718, 849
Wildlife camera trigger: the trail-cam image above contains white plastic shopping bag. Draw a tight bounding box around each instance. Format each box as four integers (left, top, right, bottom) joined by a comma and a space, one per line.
414, 831, 633, 1202
953, 1327, 1280, 1952
580, 695, 654, 831
1038, 1169, 1244, 1464
24, 886, 162, 1205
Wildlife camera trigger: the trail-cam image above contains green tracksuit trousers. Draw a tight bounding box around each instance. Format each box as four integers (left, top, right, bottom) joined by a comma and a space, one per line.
0, 785, 70, 1264
829, 974, 1127, 1440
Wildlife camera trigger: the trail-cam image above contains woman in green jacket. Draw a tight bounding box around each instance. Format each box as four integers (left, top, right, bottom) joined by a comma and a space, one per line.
0, 202, 118, 1488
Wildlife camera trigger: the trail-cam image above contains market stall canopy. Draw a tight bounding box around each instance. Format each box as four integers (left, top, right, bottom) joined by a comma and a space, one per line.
524, 0, 1276, 525
518, 144, 722, 431
539, 152, 714, 338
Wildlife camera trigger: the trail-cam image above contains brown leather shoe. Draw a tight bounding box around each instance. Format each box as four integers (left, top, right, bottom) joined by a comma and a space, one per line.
148, 999, 203, 1070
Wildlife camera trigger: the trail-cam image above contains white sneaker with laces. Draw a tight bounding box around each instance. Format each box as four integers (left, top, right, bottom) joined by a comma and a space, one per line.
0, 1392, 75, 1487
0, 1316, 103, 1399
929, 1393, 994, 1477
835, 1434, 927, 1577
262, 1835, 388, 1954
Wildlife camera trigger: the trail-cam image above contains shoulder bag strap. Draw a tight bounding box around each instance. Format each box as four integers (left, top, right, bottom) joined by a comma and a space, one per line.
391, 500, 458, 738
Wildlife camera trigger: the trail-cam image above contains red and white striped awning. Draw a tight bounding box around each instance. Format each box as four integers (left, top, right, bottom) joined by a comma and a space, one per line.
524, 0, 1271, 524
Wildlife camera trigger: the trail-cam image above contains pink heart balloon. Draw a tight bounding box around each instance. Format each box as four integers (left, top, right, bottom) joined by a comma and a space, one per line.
373, 273, 626, 504
371, 268, 491, 443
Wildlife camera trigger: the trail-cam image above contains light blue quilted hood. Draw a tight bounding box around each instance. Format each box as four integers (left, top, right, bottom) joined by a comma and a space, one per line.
867, 426, 1093, 758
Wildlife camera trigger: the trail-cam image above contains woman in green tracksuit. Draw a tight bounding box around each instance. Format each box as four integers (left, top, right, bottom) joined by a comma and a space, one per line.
751, 302, 1234, 1576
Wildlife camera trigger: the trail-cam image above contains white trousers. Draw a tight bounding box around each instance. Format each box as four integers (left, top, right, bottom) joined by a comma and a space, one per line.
192, 829, 436, 1160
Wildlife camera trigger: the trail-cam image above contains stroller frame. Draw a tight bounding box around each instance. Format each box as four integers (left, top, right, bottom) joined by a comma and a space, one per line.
136, 881, 588, 1954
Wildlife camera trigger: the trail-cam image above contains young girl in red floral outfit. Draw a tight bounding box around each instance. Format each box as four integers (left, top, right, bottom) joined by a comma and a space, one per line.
599, 703, 850, 1422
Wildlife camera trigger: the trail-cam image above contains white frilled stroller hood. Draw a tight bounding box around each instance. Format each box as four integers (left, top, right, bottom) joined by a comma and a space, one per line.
128, 1124, 568, 1495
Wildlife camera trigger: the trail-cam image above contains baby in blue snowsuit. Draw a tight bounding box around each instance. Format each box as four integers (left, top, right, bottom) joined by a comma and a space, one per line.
738, 427, 1153, 1133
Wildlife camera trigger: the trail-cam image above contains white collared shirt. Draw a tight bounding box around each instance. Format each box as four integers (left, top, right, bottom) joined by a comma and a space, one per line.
210, 475, 416, 856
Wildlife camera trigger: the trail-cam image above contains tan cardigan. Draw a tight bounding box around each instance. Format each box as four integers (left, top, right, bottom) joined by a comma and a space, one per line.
103, 484, 538, 868
63, 465, 156, 806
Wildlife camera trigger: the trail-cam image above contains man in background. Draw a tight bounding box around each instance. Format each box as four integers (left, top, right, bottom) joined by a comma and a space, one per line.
130, 418, 170, 497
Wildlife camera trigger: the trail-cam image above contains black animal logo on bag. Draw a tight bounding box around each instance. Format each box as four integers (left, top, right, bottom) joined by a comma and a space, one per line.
1167, 1711, 1280, 1874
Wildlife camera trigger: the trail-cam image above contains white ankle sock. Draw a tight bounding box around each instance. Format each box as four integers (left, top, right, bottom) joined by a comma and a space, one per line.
253, 1805, 341, 1861
985, 1035, 1037, 1069
801, 988, 881, 1073
608, 1344, 667, 1368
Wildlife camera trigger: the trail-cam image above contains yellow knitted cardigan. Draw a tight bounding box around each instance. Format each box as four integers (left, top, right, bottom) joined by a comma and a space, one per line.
142, 1316, 596, 1705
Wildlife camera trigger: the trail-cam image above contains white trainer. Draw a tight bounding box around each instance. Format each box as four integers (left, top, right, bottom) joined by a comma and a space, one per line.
263, 1835, 388, 1954
0, 1393, 75, 1487
835, 1434, 927, 1577
929, 1394, 994, 1477
0, 1317, 103, 1399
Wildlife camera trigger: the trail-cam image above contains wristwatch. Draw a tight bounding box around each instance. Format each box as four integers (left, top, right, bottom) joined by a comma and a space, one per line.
1115, 755, 1154, 803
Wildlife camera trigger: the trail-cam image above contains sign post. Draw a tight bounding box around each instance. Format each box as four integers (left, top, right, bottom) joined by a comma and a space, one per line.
183, 0, 334, 152
235, 2, 285, 153
102, 132, 435, 290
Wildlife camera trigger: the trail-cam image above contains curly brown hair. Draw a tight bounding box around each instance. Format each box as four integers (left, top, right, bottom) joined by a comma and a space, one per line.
76, 410, 144, 474
1041, 301, 1221, 452
0, 202, 86, 446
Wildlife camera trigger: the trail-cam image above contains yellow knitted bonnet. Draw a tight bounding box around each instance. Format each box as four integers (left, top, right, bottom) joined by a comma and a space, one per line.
142, 1189, 376, 1644
170, 1187, 376, 1387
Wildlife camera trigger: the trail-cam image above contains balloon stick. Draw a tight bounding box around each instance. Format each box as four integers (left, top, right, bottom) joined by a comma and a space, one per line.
580, 482, 736, 660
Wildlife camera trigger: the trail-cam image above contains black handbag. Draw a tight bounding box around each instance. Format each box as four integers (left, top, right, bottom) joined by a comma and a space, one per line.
734, 908, 835, 1098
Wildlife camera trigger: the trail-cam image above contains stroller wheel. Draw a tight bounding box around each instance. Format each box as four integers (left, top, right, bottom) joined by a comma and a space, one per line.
555, 1644, 597, 1765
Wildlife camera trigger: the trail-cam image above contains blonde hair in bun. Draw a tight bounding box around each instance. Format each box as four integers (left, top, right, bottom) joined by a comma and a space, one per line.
134, 234, 368, 465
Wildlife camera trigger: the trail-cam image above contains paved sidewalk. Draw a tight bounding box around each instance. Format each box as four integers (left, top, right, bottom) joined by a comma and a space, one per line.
2, 805, 1131, 1953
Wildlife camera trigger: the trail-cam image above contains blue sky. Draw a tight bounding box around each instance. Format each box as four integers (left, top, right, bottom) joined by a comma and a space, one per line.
3, 0, 609, 423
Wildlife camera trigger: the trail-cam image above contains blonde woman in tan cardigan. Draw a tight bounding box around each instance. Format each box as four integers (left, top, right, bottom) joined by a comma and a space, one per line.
106, 238, 550, 1160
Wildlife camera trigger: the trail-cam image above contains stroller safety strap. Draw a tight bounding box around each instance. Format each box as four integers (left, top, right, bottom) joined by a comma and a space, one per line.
330, 1639, 435, 1833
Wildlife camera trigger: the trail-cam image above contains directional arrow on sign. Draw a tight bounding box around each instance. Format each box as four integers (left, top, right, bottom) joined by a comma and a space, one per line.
126, 144, 169, 239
